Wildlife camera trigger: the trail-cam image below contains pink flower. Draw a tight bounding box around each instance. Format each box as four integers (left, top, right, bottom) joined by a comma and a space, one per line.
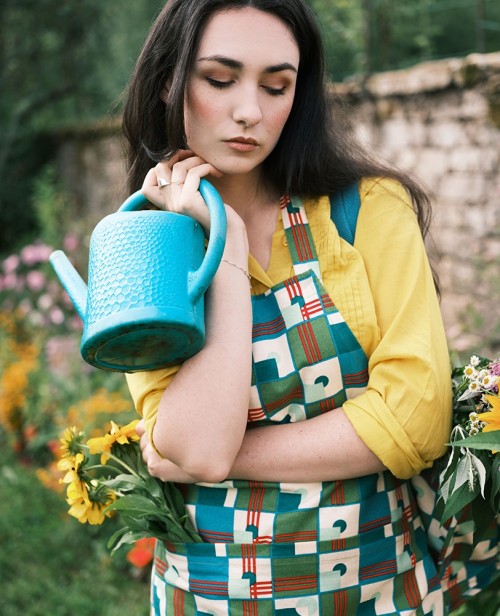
26, 270, 46, 292
21, 243, 53, 266
3, 254, 20, 274
3, 273, 18, 290
49, 307, 65, 325
490, 362, 500, 377
63, 233, 80, 252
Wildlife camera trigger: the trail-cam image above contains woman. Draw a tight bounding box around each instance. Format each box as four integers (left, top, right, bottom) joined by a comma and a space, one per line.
123, 1, 458, 613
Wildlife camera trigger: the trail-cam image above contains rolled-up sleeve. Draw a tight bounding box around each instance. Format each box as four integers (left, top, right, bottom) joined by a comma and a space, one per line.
125, 365, 179, 445
342, 179, 452, 479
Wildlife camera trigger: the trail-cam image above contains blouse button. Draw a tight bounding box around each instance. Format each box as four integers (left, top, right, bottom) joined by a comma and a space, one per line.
282, 237, 288, 246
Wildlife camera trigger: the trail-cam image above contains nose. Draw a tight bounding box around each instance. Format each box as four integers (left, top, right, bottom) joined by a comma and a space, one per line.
232, 86, 263, 128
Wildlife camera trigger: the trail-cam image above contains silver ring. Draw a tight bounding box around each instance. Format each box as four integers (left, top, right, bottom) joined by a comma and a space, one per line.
172, 180, 184, 186
158, 177, 170, 188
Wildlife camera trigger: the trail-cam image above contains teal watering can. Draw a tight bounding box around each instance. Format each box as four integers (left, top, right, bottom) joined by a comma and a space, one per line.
50, 179, 227, 372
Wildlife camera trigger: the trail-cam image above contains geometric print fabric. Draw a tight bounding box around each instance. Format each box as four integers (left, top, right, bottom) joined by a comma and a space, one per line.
151, 195, 447, 614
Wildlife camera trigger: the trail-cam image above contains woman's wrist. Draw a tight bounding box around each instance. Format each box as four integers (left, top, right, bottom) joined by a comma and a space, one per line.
220, 210, 249, 266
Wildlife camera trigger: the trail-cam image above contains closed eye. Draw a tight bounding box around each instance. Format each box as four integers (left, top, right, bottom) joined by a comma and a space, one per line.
263, 86, 286, 96
206, 77, 233, 89
206, 77, 286, 96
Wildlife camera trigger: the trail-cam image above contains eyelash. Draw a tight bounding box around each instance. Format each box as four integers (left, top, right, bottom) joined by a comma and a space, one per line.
205, 77, 286, 97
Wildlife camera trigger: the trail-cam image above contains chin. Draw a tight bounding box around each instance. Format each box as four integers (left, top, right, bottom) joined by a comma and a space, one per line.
215, 157, 265, 177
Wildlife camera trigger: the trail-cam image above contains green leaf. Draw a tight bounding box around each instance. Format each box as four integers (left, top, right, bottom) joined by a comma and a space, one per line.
108, 528, 152, 553
490, 455, 500, 508
454, 455, 471, 491
470, 483, 498, 545
441, 477, 479, 522
143, 476, 164, 499
107, 525, 129, 550
102, 474, 146, 491
119, 513, 152, 533
469, 452, 488, 497
105, 494, 167, 517
450, 431, 500, 451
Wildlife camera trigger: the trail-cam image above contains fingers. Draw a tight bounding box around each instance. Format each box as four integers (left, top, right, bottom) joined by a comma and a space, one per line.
135, 419, 145, 437
160, 155, 222, 186
143, 151, 221, 193
140, 151, 223, 234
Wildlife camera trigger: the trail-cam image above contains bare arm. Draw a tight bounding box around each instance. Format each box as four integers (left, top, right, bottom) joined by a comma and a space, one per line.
151, 219, 253, 482
229, 409, 386, 482
137, 409, 385, 484
140, 152, 253, 483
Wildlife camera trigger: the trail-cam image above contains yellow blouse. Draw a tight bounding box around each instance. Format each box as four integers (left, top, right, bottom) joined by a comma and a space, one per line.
125, 177, 452, 479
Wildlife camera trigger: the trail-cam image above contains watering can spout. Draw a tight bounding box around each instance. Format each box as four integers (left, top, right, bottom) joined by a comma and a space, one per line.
49, 250, 88, 320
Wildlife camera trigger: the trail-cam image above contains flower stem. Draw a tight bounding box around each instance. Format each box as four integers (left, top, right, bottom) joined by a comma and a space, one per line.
81, 445, 140, 478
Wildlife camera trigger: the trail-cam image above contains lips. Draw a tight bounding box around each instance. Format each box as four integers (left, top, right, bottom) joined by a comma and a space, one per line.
224, 137, 259, 145
223, 136, 259, 152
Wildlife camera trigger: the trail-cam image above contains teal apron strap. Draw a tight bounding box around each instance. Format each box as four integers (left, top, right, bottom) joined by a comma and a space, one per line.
329, 182, 360, 245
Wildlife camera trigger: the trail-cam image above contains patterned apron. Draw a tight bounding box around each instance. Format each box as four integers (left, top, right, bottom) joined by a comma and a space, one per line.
151, 195, 448, 615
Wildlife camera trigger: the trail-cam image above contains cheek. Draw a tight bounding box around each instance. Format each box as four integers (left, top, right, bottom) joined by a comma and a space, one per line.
268, 100, 294, 138
186, 89, 221, 128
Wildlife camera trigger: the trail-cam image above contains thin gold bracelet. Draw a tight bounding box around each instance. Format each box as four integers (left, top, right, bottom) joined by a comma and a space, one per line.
221, 258, 252, 286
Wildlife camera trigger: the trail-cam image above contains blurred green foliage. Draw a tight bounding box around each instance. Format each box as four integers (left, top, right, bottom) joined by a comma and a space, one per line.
1, 0, 500, 254
0, 0, 165, 254
0, 438, 149, 616
309, 0, 500, 78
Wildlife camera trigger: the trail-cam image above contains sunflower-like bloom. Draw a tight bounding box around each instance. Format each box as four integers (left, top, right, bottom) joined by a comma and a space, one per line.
57, 452, 86, 484
66, 479, 116, 525
59, 426, 85, 458
87, 419, 140, 464
478, 395, 500, 434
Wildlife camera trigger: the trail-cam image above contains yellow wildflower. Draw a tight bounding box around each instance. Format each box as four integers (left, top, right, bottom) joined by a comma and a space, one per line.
477, 395, 500, 454
66, 480, 115, 525
87, 420, 139, 464
477, 395, 500, 433
57, 452, 85, 484
59, 426, 85, 458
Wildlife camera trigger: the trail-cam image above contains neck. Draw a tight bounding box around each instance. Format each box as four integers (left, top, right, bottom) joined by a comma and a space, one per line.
208, 169, 278, 221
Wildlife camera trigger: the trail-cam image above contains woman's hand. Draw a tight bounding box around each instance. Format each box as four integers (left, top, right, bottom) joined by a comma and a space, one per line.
136, 419, 198, 483
141, 149, 223, 235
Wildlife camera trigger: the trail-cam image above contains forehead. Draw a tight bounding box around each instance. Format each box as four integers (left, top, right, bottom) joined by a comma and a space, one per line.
198, 7, 299, 66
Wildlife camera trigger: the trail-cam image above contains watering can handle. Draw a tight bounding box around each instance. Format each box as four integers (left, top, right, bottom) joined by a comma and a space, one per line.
118, 179, 227, 302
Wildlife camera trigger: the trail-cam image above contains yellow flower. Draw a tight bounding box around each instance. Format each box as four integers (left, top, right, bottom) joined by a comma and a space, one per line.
66, 480, 116, 525
59, 426, 85, 458
87, 420, 140, 464
66, 478, 90, 503
57, 452, 85, 484
477, 395, 500, 433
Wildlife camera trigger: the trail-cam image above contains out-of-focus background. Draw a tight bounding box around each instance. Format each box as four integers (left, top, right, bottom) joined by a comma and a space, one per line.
0, 1, 499, 614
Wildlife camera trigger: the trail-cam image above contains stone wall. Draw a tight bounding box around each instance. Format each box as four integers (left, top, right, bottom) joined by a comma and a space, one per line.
337, 52, 500, 354
55, 52, 500, 355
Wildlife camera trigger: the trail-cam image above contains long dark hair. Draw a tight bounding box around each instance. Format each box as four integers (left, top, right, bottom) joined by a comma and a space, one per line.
122, 0, 432, 238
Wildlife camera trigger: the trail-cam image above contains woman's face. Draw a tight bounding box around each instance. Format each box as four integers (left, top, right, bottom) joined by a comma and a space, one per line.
182, 7, 300, 178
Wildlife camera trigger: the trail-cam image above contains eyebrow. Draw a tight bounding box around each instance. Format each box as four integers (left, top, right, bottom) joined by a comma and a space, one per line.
197, 55, 297, 74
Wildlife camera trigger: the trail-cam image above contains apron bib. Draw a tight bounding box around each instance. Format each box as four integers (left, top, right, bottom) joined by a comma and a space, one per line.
151, 196, 447, 615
